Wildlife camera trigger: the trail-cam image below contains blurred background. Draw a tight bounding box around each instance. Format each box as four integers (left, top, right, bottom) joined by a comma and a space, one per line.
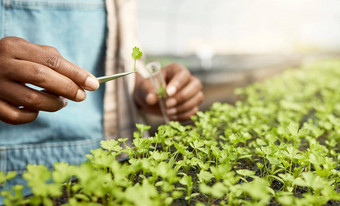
136, 0, 340, 120
138, 0, 340, 55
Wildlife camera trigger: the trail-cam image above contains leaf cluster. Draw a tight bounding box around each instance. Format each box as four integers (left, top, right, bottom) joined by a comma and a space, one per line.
2, 59, 340, 205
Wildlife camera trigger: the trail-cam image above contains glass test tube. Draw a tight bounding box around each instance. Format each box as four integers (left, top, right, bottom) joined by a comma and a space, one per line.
145, 61, 170, 124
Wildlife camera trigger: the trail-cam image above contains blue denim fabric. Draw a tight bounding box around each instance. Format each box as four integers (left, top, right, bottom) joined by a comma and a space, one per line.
0, 0, 107, 203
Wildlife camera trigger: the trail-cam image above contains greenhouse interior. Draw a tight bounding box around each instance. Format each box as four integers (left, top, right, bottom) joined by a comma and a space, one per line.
0, 0, 339, 205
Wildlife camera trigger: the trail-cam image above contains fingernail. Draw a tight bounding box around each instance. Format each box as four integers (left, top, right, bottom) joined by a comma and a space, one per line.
166, 98, 177, 107
166, 86, 176, 96
62, 97, 68, 107
85, 76, 99, 90
76, 89, 86, 101
167, 108, 177, 115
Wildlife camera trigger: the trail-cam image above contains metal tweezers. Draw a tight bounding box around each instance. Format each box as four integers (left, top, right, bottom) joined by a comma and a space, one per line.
97, 71, 136, 84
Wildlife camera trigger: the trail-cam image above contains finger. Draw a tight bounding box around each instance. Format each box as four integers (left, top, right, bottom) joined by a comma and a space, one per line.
0, 82, 66, 112
162, 63, 191, 97
167, 91, 204, 116
0, 37, 99, 91
166, 76, 202, 107
133, 89, 161, 115
6, 59, 86, 102
37, 45, 61, 55
134, 74, 158, 105
0, 99, 38, 124
146, 93, 158, 105
169, 106, 199, 121
134, 89, 159, 112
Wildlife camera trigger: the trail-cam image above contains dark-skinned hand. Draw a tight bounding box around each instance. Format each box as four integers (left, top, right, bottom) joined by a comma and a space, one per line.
0, 37, 99, 124
134, 63, 204, 121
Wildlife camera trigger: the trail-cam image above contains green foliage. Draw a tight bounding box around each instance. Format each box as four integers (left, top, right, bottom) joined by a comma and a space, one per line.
0, 172, 16, 186
2, 59, 340, 205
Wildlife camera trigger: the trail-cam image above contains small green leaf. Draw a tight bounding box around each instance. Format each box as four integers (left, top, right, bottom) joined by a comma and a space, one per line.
236, 169, 256, 177
197, 170, 214, 183
256, 138, 267, 146
53, 162, 74, 183
172, 191, 183, 199
288, 122, 299, 136
101, 139, 122, 152
256, 162, 264, 169
131, 47, 143, 60
157, 86, 167, 98
0, 171, 17, 184
136, 124, 151, 134
211, 182, 226, 198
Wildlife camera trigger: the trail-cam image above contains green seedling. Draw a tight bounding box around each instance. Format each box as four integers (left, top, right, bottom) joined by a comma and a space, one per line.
131, 46, 143, 72
156, 86, 167, 98
2, 59, 340, 206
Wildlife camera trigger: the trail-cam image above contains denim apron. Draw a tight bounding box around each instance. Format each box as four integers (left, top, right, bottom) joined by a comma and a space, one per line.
0, 0, 107, 203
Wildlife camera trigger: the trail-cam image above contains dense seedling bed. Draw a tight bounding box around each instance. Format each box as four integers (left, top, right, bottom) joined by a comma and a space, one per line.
1, 59, 340, 205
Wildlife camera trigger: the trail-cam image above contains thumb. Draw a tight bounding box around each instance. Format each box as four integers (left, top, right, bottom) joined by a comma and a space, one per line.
146, 92, 158, 105
135, 74, 158, 106
141, 78, 158, 105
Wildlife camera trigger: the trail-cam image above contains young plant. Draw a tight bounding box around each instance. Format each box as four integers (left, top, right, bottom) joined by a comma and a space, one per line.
2, 58, 340, 206
131, 46, 143, 72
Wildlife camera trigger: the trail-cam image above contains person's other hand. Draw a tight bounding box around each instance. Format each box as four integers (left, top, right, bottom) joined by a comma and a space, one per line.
0, 37, 99, 124
134, 63, 204, 121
